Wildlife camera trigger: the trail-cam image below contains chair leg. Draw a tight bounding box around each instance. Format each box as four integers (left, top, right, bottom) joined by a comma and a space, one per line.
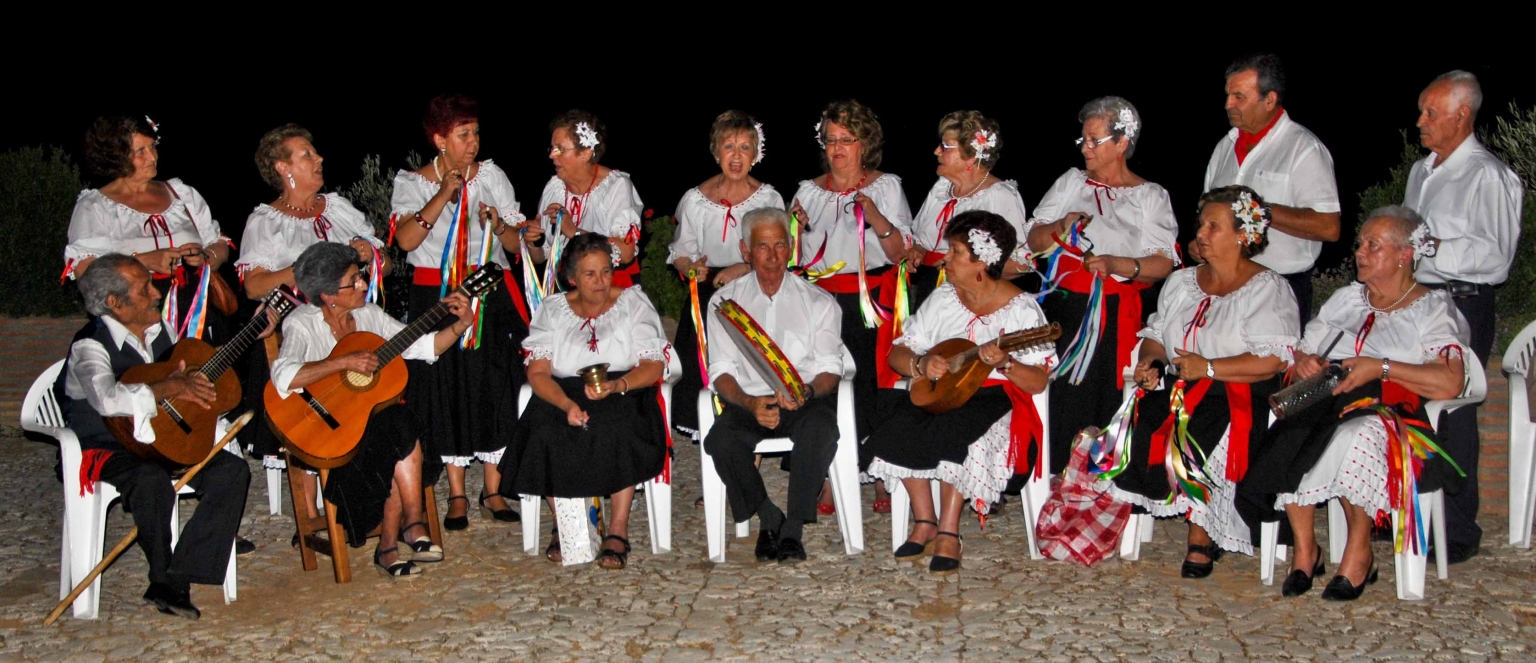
701, 443, 729, 564
1327, 499, 1348, 565
266, 467, 283, 516
1431, 490, 1449, 581
644, 477, 671, 555
315, 470, 350, 584
423, 485, 442, 548
1022, 473, 1049, 561
1259, 521, 1279, 586
287, 457, 318, 572
224, 541, 237, 604
889, 479, 910, 553
521, 495, 540, 556
827, 438, 863, 556
78, 490, 110, 619
1392, 507, 1427, 600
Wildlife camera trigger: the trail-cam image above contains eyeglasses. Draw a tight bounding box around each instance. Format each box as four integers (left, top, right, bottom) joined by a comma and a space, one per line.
939, 142, 960, 150
823, 136, 859, 147
547, 145, 580, 157
1075, 136, 1114, 148
338, 273, 368, 290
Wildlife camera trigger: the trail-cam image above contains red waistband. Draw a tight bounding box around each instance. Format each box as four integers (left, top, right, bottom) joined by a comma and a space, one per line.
815, 267, 893, 294
1056, 255, 1148, 389
413, 267, 530, 324
923, 251, 946, 267
982, 378, 1045, 478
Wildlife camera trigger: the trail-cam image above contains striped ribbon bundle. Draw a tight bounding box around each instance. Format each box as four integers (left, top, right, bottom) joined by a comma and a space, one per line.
852, 203, 890, 329
1340, 398, 1465, 554
436, 183, 494, 349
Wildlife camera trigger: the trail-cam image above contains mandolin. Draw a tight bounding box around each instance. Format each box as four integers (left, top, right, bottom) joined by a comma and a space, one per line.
106, 287, 299, 468
908, 323, 1062, 415
264, 265, 503, 469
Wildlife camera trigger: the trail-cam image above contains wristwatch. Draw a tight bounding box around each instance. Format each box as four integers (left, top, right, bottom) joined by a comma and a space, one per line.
1205, 360, 1215, 379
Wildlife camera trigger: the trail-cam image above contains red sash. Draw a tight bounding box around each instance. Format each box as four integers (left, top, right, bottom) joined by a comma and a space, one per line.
816, 268, 901, 388
982, 378, 1045, 479
1146, 379, 1256, 482
413, 266, 530, 325
923, 251, 946, 267
1054, 254, 1149, 388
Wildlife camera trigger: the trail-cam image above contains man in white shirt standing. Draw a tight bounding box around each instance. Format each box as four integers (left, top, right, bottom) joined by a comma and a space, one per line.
59, 254, 251, 619
1203, 53, 1341, 325
704, 207, 847, 564
1403, 70, 1525, 562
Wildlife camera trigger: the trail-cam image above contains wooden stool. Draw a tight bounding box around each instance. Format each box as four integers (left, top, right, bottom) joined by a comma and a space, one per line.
285, 452, 442, 583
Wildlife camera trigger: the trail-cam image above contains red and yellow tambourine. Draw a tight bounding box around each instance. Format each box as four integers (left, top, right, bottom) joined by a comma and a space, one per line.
714, 299, 809, 403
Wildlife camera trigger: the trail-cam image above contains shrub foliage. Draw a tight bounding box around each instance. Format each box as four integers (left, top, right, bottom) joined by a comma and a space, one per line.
0, 147, 85, 316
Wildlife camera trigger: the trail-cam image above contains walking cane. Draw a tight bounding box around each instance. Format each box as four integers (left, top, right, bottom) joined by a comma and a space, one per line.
45, 411, 254, 626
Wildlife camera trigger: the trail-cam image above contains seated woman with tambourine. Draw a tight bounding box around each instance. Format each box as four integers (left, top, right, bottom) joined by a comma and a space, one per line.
1243, 206, 1469, 601
864, 211, 1053, 576
270, 243, 476, 578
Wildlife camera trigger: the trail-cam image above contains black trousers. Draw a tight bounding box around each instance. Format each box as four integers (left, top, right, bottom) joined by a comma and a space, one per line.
704, 395, 839, 525
1281, 270, 1315, 329
1433, 282, 1496, 549
99, 451, 250, 590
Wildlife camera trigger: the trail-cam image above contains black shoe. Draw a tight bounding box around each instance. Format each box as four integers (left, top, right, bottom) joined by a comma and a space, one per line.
755, 529, 780, 562
1320, 566, 1379, 601
596, 535, 631, 570
1448, 542, 1480, 564
777, 537, 806, 563
234, 536, 256, 556
1181, 544, 1223, 579
928, 531, 964, 575
894, 519, 938, 560
143, 582, 200, 620
478, 491, 522, 523
1281, 545, 1326, 597
444, 495, 469, 531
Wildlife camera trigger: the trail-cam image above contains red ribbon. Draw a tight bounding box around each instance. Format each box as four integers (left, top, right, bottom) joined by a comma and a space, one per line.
1355, 312, 1376, 357
1182, 296, 1213, 351
983, 378, 1045, 479
720, 199, 737, 242
580, 318, 598, 352
1085, 178, 1117, 215
313, 214, 332, 241
60, 258, 76, 285
934, 198, 958, 237
387, 213, 399, 246
143, 215, 172, 250
657, 386, 673, 484
1055, 254, 1150, 388
79, 449, 113, 495
922, 251, 946, 267
1145, 379, 1256, 482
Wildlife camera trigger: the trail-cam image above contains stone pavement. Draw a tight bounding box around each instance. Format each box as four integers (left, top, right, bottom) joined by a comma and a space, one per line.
2, 432, 1536, 662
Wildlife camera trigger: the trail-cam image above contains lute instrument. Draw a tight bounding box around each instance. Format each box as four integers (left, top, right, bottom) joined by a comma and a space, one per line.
908, 323, 1062, 415
264, 265, 503, 469
106, 286, 299, 467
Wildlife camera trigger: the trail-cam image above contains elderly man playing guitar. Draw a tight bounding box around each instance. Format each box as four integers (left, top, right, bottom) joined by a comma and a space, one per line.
704, 207, 847, 564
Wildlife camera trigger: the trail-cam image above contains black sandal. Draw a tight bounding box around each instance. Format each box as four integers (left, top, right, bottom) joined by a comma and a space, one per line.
374, 546, 421, 579
400, 522, 443, 563
478, 491, 521, 523
545, 526, 562, 563
929, 531, 964, 575
1181, 543, 1223, 579
895, 519, 939, 560
444, 496, 470, 531
597, 535, 631, 570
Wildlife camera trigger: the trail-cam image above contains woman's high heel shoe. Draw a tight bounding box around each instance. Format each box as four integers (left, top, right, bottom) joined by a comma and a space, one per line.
895, 519, 938, 560
928, 531, 964, 575
478, 491, 521, 523
1181, 544, 1223, 579
374, 546, 421, 579
443, 495, 469, 531
1281, 544, 1326, 597
1321, 565, 1379, 601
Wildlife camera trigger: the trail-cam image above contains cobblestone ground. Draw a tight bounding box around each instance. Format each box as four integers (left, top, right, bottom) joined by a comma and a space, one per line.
2, 434, 1535, 661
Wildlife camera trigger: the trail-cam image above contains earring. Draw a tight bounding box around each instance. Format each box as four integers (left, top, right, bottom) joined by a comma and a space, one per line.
287, 173, 296, 189
976, 272, 983, 283
439, 147, 446, 154
966, 166, 973, 172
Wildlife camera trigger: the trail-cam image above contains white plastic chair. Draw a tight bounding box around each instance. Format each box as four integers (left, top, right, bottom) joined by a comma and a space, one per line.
697, 347, 863, 563
24, 360, 236, 620
517, 377, 676, 557
1504, 320, 1536, 548
885, 378, 1053, 559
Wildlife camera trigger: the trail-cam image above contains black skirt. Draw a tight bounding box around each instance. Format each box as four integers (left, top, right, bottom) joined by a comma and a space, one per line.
863, 385, 1013, 472
670, 276, 717, 438
499, 373, 667, 499
405, 271, 529, 461
324, 405, 443, 546
1043, 287, 1137, 474
830, 288, 881, 443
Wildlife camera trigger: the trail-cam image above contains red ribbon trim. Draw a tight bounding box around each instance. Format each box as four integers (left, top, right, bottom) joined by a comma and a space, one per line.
983, 378, 1045, 478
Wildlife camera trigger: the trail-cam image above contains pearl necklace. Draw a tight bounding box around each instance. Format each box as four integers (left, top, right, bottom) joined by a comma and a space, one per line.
1365, 282, 1416, 313
949, 173, 989, 200
432, 155, 473, 186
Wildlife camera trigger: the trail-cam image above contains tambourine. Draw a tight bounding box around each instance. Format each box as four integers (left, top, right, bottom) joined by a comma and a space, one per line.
714, 299, 809, 403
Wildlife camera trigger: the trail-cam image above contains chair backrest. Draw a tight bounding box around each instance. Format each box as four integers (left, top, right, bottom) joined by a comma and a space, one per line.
1507, 319, 1536, 377
21, 359, 67, 436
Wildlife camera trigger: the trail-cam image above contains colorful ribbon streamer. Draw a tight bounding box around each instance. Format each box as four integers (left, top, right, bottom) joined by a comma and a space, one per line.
688, 272, 710, 389
892, 260, 912, 339
1340, 397, 1465, 555
1163, 380, 1214, 504
520, 226, 545, 314
171, 264, 212, 340
852, 203, 891, 329
356, 236, 384, 306
543, 212, 567, 295
1090, 387, 1143, 479
788, 212, 802, 268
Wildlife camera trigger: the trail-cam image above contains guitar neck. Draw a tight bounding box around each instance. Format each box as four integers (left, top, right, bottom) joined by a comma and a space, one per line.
194, 310, 272, 383
375, 286, 463, 364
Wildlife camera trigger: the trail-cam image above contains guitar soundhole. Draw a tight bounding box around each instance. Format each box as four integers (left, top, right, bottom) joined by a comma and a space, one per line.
343, 370, 376, 390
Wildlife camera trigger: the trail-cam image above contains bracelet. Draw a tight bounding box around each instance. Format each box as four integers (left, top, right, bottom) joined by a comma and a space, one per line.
1381, 359, 1391, 382
909, 355, 920, 378
876, 226, 897, 240
619, 377, 629, 395
1130, 258, 1141, 280
413, 213, 433, 230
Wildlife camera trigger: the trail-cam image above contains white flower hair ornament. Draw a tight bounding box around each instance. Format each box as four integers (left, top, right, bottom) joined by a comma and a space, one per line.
144, 115, 161, 144
1409, 223, 1438, 259
814, 120, 825, 149
970, 130, 997, 163
968, 228, 1003, 266
1113, 107, 1139, 140
1231, 191, 1270, 246
609, 240, 622, 268
575, 122, 600, 149
753, 122, 766, 165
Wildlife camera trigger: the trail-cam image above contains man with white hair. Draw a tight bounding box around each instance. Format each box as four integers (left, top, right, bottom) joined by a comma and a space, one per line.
1403, 70, 1525, 562
1203, 53, 1342, 325
703, 207, 846, 564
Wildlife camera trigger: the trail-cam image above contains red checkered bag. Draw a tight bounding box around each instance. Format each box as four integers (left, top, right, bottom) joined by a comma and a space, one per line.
1035, 427, 1131, 567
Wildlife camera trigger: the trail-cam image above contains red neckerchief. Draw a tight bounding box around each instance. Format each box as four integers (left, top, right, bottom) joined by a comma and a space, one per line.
1234, 108, 1284, 166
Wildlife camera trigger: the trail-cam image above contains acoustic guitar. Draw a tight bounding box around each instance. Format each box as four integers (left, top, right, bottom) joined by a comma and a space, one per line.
106, 287, 299, 467
908, 323, 1062, 415
264, 265, 503, 469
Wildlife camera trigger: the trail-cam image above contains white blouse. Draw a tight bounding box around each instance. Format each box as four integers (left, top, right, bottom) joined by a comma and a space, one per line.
536, 171, 645, 252
523, 287, 673, 378
706, 272, 846, 398
270, 304, 438, 399
237, 194, 383, 275
894, 283, 1055, 381
667, 184, 785, 266
65, 178, 224, 273
790, 173, 913, 275
1028, 168, 1181, 272
911, 178, 1030, 262
1404, 136, 1526, 285
389, 160, 522, 270
1139, 268, 1300, 363
1301, 284, 1471, 366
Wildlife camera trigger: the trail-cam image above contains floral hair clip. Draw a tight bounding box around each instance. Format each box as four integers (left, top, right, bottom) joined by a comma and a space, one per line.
145, 115, 161, 145
1409, 223, 1438, 259
575, 122, 600, 149
1231, 190, 1270, 246
609, 240, 622, 267
971, 130, 997, 163
814, 120, 825, 149
968, 228, 1002, 266
754, 122, 765, 165
1113, 108, 1139, 139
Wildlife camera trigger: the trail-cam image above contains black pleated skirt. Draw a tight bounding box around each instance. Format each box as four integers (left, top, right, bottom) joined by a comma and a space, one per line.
1043, 287, 1136, 474
499, 373, 667, 499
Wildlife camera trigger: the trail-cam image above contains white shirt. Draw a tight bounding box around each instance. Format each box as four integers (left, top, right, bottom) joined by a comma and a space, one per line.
523, 287, 673, 378
666, 184, 785, 266
706, 272, 846, 397
536, 171, 645, 252
1140, 268, 1300, 363
1029, 168, 1182, 272
65, 179, 224, 274
791, 174, 913, 275
894, 284, 1055, 380
270, 304, 438, 398
237, 194, 383, 275
1303, 284, 1471, 365
64, 317, 175, 443
389, 160, 522, 270
912, 178, 1030, 263
1203, 112, 1341, 275
1404, 136, 1525, 285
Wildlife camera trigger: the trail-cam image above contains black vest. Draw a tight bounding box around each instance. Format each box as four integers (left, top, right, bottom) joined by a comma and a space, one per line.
55, 317, 174, 452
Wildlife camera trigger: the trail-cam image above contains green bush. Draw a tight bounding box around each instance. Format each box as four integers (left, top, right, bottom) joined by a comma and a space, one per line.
0, 146, 85, 316
639, 214, 686, 321
1482, 104, 1536, 354
340, 152, 421, 320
